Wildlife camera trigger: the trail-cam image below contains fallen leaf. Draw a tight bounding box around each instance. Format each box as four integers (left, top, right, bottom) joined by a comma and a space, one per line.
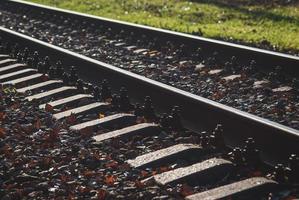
1, 144, 12, 157
136, 116, 147, 124
140, 170, 148, 178
134, 180, 144, 188
151, 170, 157, 176
105, 154, 112, 161
45, 104, 54, 112
249, 170, 263, 177
83, 170, 95, 178
34, 118, 41, 129
104, 175, 116, 186
159, 166, 169, 173
66, 113, 76, 125
80, 126, 93, 138
96, 189, 107, 200
105, 160, 118, 168
285, 196, 297, 200
3, 183, 15, 190
10, 102, 20, 109
180, 184, 194, 197
0, 127, 6, 138
27, 159, 38, 168
118, 163, 131, 171
99, 113, 105, 119
110, 138, 121, 148
41, 74, 49, 81
40, 157, 52, 169
0, 112, 6, 121
92, 150, 102, 160
79, 149, 89, 160
105, 98, 112, 103
60, 175, 69, 183
23, 124, 34, 134
67, 193, 76, 200
45, 129, 59, 143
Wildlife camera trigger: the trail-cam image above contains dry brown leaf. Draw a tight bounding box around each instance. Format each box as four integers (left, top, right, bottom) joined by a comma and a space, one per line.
66, 113, 76, 125
180, 184, 194, 197
1, 144, 12, 157
45, 129, 59, 143
41, 74, 49, 82
45, 104, 54, 113
34, 118, 41, 129
118, 163, 131, 171
104, 160, 118, 168
159, 166, 169, 173
96, 189, 107, 200
285, 196, 297, 200
134, 180, 144, 188
0, 112, 6, 121
27, 160, 38, 168
105, 154, 112, 160
40, 157, 52, 169
136, 116, 147, 124
60, 175, 69, 183
140, 170, 148, 178
104, 175, 116, 186
83, 170, 96, 178
249, 170, 263, 177
92, 150, 102, 160
105, 98, 112, 104
4, 183, 15, 190
151, 170, 157, 176
80, 126, 93, 138
0, 127, 6, 138
10, 102, 20, 109
67, 193, 76, 200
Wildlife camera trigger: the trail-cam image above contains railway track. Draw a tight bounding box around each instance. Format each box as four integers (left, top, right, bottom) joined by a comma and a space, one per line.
0, 25, 299, 199
1, 0, 299, 131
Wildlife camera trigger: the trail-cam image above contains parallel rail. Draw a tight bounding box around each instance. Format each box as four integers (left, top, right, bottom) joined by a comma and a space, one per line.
1, 27, 298, 199
1, 27, 298, 164
0, 1, 299, 133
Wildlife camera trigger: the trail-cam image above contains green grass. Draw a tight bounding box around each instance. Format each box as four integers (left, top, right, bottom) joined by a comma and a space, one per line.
26, 0, 299, 54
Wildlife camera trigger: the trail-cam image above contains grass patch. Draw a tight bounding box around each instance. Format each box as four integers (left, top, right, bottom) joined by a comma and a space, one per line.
26, 0, 299, 54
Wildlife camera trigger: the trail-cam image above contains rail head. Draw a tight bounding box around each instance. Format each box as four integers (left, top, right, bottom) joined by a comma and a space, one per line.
1, 26, 298, 138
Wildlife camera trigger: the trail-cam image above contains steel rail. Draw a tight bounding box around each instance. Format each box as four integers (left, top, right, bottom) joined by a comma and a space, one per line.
1, 27, 298, 164
3, 0, 299, 76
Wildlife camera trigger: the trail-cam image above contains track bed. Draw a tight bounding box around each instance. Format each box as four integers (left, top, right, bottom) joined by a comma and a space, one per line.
0, 0, 299, 131
0, 26, 299, 199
